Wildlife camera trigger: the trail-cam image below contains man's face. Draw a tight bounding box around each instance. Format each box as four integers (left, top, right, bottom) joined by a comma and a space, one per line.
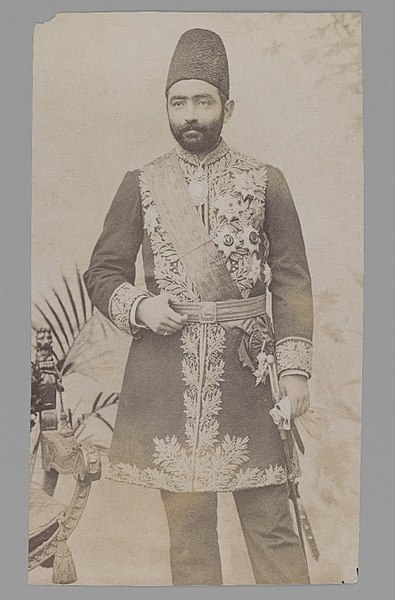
167, 79, 232, 154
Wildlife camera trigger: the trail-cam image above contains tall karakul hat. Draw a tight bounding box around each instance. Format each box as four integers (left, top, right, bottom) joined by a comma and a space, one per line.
166, 28, 230, 99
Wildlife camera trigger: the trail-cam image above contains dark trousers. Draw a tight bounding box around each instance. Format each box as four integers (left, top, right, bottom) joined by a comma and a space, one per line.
161, 484, 309, 585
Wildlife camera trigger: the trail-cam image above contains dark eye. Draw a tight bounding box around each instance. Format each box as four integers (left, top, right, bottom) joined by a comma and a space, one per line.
197, 98, 212, 107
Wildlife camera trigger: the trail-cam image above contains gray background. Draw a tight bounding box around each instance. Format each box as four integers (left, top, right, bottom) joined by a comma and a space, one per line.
0, 0, 394, 598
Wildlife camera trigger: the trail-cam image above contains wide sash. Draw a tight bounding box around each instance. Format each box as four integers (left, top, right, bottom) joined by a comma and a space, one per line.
143, 152, 241, 302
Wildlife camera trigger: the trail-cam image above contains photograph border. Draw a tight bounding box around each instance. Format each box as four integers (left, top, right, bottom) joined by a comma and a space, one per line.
1, 1, 394, 598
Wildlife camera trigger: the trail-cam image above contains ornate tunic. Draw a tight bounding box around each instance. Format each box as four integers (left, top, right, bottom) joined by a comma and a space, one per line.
84, 139, 313, 493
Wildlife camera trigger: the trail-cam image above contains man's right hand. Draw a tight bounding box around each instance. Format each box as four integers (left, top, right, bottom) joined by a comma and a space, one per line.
135, 293, 188, 335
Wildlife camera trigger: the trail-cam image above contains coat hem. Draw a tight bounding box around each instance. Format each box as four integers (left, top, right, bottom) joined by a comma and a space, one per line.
106, 461, 293, 493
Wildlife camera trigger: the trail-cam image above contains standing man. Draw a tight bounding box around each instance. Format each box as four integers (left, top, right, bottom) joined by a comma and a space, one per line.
84, 28, 313, 585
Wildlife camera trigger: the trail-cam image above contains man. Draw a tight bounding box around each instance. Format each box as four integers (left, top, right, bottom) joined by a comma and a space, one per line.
84, 28, 313, 585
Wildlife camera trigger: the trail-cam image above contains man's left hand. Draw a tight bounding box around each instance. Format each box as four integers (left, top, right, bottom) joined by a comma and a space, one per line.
278, 373, 310, 418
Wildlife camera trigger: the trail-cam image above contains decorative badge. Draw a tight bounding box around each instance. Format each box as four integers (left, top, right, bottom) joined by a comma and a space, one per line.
188, 165, 208, 206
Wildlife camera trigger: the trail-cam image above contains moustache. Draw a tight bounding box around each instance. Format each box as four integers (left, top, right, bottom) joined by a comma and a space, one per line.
180, 123, 207, 133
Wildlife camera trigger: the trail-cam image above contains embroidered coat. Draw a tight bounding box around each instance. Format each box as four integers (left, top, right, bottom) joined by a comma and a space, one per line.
84, 139, 313, 493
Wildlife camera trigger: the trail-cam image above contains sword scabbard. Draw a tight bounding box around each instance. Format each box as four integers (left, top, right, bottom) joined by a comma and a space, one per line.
266, 354, 319, 562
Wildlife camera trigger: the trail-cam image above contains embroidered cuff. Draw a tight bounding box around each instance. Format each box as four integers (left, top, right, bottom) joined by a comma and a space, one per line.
109, 282, 148, 336
275, 337, 313, 378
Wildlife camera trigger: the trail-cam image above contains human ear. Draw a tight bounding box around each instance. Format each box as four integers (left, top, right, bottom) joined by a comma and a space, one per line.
223, 99, 235, 123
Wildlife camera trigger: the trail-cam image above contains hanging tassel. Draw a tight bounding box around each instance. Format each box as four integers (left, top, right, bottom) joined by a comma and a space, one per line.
52, 537, 77, 584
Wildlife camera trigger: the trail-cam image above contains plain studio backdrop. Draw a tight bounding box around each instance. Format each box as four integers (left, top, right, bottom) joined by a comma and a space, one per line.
30, 12, 363, 585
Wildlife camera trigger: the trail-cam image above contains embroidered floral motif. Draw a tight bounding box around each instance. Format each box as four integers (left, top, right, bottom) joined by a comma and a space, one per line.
213, 191, 246, 221
108, 321, 289, 492
172, 142, 271, 299
140, 146, 271, 301
263, 261, 272, 286
247, 253, 262, 285
107, 461, 288, 492
114, 144, 303, 492
233, 170, 261, 199
276, 337, 313, 376
203, 149, 269, 298
108, 282, 141, 335
139, 158, 199, 302
143, 203, 160, 235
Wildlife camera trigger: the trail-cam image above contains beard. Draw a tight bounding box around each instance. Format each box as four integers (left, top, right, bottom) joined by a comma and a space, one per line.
169, 114, 224, 154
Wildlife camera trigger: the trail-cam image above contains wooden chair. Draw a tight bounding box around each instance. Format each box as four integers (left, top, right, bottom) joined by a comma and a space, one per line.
29, 328, 101, 584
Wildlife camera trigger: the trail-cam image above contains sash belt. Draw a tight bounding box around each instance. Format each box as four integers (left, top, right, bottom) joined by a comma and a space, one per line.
172, 294, 266, 324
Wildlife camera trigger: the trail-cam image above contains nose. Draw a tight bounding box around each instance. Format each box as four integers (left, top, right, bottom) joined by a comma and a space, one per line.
184, 102, 198, 123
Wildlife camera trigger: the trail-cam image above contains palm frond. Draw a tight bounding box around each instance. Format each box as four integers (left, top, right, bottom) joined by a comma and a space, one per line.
33, 268, 94, 364
62, 272, 82, 334
51, 286, 76, 343
92, 412, 115, 433
32, 266, 130, 392
71, 391, 119, 440
92, 392, 119, 412
92, 392, 104, 413
76, 265, 88, 324
31, 268, 127, 453
44, 297, 72, 348
102, 393, 119, 407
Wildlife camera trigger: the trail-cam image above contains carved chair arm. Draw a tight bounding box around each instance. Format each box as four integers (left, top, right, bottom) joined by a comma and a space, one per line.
29, 431, 102, 579
41, 430, 101, 483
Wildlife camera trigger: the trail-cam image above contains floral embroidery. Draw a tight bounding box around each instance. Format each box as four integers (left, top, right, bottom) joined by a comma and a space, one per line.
276, 337, 313, 376
143, 203, 160, 235
247, 253, 262, 285
213, 191, 246, 221
107, 461, 288, 492
141, 145, 271, 301
204, 149, 269, 298
108, 322, 289, 492
233, 170, 261, 199
263, 262, 272, 286
108, 282, 142, 335
110, 143, 305, 492
139, 157, 199, 302
173, 141, 271, 298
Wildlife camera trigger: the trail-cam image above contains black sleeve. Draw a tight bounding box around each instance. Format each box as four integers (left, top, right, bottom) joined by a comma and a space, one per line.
83, 170, 144, 319
263, 165, 313, 344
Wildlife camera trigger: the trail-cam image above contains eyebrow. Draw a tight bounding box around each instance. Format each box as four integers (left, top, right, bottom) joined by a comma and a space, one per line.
169, 93, 216, 102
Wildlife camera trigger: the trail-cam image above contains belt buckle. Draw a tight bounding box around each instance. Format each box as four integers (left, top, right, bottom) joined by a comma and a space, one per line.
198, 302, 217, 323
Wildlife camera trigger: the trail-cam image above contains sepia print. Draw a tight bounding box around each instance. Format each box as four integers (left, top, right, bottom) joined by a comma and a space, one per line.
29, 12, 363, 585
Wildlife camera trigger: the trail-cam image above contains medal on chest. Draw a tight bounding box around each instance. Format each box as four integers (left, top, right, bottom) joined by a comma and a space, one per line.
188, 165, 208, 207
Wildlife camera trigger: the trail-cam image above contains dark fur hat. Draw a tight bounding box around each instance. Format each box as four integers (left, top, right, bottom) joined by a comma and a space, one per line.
166, 28, 229, 99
